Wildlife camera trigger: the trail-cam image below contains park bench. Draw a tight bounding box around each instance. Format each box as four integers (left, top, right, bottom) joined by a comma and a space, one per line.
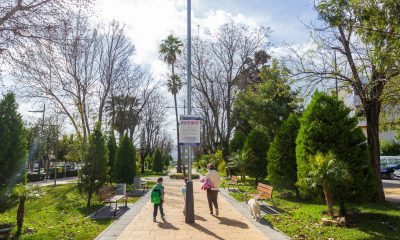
245, 183, 273, 203
96, 186, 128, 216
227, 175, 239, 191
245, 183, 280, 214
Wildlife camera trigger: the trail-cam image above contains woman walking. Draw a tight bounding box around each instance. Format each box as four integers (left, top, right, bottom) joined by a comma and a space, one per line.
203, 163, 221, 215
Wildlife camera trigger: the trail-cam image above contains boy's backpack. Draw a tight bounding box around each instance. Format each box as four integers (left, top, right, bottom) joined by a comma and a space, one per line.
151, 185, 162, 204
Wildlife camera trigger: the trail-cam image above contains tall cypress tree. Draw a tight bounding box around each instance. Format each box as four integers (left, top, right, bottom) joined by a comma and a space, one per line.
114, 135, 136, 184
152, 149, 163, 173
267, 113, 300, 191
243, 129, 269, 185
80, 123, 108, 207
107, 133, 117, 184
0, 93, 27, 211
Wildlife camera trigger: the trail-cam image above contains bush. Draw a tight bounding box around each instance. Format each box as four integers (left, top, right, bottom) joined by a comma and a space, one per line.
169, 173, 200, 179
27, 173, 46, 182
296, 92, 374, 203
267, 113, 300, 190
381, 140, 400, 156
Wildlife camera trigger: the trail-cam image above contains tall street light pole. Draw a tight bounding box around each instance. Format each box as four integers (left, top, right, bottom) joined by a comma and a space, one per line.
28, 103, 46, 175
185, 0, 195, 224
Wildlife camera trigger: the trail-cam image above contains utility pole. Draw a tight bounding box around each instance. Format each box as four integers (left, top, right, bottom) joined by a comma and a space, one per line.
28, 103, 46, 175
185, 0, 195, 224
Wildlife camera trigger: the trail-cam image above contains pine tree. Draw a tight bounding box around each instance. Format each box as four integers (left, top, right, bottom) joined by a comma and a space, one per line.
0, 93, 27, 211
229, 129, 246, 154
296, 92, 374, 205
107, 133, 117, 184
114, 134, 136, 184
267, 113, 300, 191
80, 123, 108, 207
164, 155, 170, 167
152, 149, 164, 173
243, 129, 269, 185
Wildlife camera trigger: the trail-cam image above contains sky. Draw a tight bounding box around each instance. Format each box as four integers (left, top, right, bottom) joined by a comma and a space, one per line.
5, 0, 318, 147
93, 0, 317, 140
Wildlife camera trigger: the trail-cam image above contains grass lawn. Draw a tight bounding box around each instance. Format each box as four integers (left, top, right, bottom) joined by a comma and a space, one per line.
0, 184, 139, 240
223, 179, 400, 240
266, 196, 400, 240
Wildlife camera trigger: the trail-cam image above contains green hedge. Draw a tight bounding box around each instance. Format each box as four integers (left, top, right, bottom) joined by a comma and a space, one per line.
169, 173, 200, 179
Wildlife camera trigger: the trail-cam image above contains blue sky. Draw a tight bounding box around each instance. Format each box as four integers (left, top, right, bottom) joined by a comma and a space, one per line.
5, 0, 319, 140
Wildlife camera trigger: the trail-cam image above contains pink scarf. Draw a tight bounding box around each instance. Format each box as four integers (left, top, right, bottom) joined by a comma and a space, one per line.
201, 178, 214, 190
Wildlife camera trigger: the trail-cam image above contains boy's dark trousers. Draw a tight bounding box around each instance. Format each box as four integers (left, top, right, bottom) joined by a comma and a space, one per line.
153, 201, 164, 218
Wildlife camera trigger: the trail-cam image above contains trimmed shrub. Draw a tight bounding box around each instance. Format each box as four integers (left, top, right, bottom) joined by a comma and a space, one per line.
381, 140, 400, 156
169, 173, 200, 179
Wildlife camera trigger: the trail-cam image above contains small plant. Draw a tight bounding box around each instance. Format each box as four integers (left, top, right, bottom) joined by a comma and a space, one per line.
11, 184, 44, 236
304, 152, 350, 218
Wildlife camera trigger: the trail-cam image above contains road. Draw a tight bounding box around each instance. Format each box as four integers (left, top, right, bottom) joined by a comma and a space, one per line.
383, 179, 400, 203
28, 176, 78, 187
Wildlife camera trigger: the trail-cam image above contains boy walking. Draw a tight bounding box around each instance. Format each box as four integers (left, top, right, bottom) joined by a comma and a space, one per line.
151, 177, 165, 222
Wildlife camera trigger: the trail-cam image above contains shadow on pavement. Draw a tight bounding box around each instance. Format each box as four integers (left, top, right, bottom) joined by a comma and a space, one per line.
190, 222, 225, 240
214, 215, 249, 229
157, 218, 180, 230
90, 206, 130, 219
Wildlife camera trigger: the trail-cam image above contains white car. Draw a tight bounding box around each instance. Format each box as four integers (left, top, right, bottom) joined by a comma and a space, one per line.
394, 169, 400, 179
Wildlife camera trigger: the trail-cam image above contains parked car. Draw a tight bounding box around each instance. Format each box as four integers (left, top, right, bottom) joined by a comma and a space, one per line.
394, 169, 400, 179
381, 164, 400, 179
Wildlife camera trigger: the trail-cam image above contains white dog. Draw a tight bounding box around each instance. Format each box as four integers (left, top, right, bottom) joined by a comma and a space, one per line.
248, 198, 261, 221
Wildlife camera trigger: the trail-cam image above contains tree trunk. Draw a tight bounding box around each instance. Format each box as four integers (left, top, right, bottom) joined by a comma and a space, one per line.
322, 182, 334, 218
174, 93, 182, 173
339, 199, 346, 217
364, 99, 385, 202
16, 196, 26, 236
87, 181, 93, 207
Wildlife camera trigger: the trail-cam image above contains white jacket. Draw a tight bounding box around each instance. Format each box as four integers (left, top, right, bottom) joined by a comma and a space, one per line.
205, 170, 221, 190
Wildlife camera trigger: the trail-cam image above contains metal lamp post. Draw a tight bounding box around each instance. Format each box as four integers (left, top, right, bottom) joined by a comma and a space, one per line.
185, 0, 195, 224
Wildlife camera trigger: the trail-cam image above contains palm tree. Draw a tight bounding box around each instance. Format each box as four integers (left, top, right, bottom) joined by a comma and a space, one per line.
227, 151, 249, 183
159, 34, 183, 173
305, 152, 350, 218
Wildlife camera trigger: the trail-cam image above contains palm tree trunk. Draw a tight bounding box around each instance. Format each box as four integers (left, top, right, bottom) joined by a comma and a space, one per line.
172, 64, 182, 173
323, 181, 334, 218
16, 195, 26, 236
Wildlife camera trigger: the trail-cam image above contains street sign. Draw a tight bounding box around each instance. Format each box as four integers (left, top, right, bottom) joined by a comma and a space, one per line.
179, 115, 201, 146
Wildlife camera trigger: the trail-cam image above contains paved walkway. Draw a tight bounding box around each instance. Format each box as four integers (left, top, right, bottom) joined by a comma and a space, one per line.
383, 179, 400, 203
112, 178, 285, 240
28, 176, 78, 186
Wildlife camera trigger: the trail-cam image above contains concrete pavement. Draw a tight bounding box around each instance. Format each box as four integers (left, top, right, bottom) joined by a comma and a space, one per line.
113, 177, 287, 240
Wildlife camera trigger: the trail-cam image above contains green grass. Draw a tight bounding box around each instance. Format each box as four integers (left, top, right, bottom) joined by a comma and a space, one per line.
265, 195, 400, 240
0, 184, 118, 240
223, 178, 400, 239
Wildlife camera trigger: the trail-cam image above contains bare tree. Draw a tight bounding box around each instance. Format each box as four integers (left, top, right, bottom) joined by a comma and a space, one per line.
179, 21, 270, 160
0, 0, 92, 56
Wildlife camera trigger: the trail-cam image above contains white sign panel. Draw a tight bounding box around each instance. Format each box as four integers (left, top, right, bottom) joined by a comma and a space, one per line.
179, 115, 201, 146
